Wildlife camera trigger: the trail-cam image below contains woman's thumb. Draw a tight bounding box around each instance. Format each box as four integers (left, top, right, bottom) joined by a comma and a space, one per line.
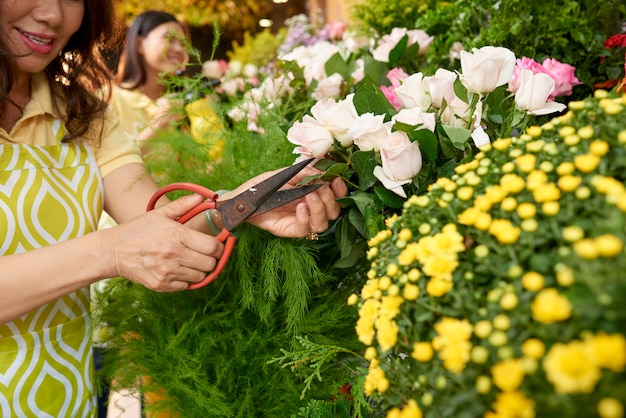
157, 194, 206, 221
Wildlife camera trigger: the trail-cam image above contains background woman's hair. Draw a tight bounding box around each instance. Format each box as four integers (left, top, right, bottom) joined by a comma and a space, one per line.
116, 10, 185, 90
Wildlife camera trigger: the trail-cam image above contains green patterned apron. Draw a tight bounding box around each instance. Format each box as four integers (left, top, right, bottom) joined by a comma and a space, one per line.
0, 120, 103, 417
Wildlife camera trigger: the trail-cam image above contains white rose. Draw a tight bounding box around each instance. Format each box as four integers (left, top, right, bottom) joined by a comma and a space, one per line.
439, 97, 470, 128
312, 73, 344, 101
459, 46, 516, 94
395, 72, 432, 110
287, 120, 334, 159
392, 107, 436, 132
309, 94, 357, 147
406, 29, 434, 55
514, 69, 567, 116
348, 113, 392, 152
374, 131, 423, 198
371, 27, 408, 62
425, 68, 458, 109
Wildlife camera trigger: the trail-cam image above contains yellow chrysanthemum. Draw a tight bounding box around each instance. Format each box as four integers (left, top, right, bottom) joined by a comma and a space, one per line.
364, 365, 389, 395
411, 341, 434, 362
522, 271, 545, 292
531, 288, 572, 324
588, 332, 626, 371
386, 399, 423, 418
376, 317, 399, 352
574, 153, 601, 173
490, 391, 536, 418
521, 338, 546, 359
426, 277, 453, 297
491, 358, 526, 391
543, 340, 601, 394
515, 154, 537, 172
597, 398, 624, 418
422, 252, 458, 280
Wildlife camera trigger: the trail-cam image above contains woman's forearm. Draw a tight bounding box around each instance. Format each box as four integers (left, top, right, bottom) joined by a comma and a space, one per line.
0, 228, 115, 324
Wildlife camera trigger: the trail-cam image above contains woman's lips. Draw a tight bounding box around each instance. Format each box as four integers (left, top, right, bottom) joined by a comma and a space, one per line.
17, 29, 55, 55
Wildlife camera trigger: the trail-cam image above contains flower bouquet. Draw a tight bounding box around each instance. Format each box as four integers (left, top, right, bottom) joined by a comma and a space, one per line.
351, 90, 626, 417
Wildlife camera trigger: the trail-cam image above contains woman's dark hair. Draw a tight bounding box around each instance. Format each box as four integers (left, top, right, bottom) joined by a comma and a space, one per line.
116, 11, 185, 90
0, 0, 123, 142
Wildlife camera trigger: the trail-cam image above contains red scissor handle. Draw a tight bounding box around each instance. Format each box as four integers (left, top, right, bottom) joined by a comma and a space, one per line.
146, 182, 236, 290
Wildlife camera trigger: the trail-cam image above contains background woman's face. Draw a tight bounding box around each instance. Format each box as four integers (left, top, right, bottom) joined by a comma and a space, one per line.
138, 21, 189, 76
0, 0, 84, 74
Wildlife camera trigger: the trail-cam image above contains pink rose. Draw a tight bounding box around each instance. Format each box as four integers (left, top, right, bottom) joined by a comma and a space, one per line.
541, 58, 582, 98
374, 131, 423, 198
287, 120, 334, 159
380, 85, 403, 111
508, 57, 547, 93
387, 68, 410, 88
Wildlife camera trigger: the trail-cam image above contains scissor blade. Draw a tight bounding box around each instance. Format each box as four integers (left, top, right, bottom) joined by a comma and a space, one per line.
251, 183, 323, 216
216, 158, 316, 231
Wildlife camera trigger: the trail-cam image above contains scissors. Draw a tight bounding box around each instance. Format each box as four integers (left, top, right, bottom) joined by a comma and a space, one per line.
146, 158, 322, 290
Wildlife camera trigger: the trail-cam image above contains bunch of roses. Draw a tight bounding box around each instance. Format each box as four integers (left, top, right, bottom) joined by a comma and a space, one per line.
287, 45, 577, 199
348, 90, 626, 418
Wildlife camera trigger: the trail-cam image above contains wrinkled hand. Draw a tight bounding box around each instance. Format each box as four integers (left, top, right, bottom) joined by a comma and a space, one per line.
225, 166, 348, 238
109, 194, 224, 292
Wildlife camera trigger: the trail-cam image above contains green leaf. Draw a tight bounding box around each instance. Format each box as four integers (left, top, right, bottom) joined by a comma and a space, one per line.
352, 78, 396, 118
373, 185, 405, 209
365, 206, 385, 237
347, 190, 377, 216
412, 129, 439, 162
347, 206, 368, 240
388, 35, 408, 67
441, 125, 471, 149
324, 52, 350, 78
351, 150, 379, 190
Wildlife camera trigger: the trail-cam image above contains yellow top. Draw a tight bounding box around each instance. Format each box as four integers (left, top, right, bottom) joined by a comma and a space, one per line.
0, 72, 144, 177
109, 85, 157, 140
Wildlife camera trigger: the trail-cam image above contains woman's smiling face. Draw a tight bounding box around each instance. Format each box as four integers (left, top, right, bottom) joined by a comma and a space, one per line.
0, 0, 85, 74
138, 21, 189, 76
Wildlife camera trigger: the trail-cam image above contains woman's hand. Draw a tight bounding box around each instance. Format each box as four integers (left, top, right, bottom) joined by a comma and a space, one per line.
222, 166, 348, 239
107, 194, 224, 291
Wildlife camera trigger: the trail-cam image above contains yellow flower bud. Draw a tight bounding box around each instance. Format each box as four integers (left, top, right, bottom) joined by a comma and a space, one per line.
556, 266, 575, 286
597, 397, 624, 418
474, 320, 492, 338
577, 125, 594, 139
522, 271, 544, 291
411, 341, 434, 362
471, 346, 490, 364
347, 294, 358, 305
493, 314, 511, 330
526, 126, 542, 137
517, 202, 537, 219
562, 225, 585, 242
574, 153, 601, 173
521, 338, 545, 359
475, 376, 491, 394
398, 228, 412, 242
595, 234, 624, 257
499, 293, 518, 310
489, 331, 508, 347
541, 201, 560, 216
590, 140, 609, 156
574, 238, 599, 259
403, 284, 419, 300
